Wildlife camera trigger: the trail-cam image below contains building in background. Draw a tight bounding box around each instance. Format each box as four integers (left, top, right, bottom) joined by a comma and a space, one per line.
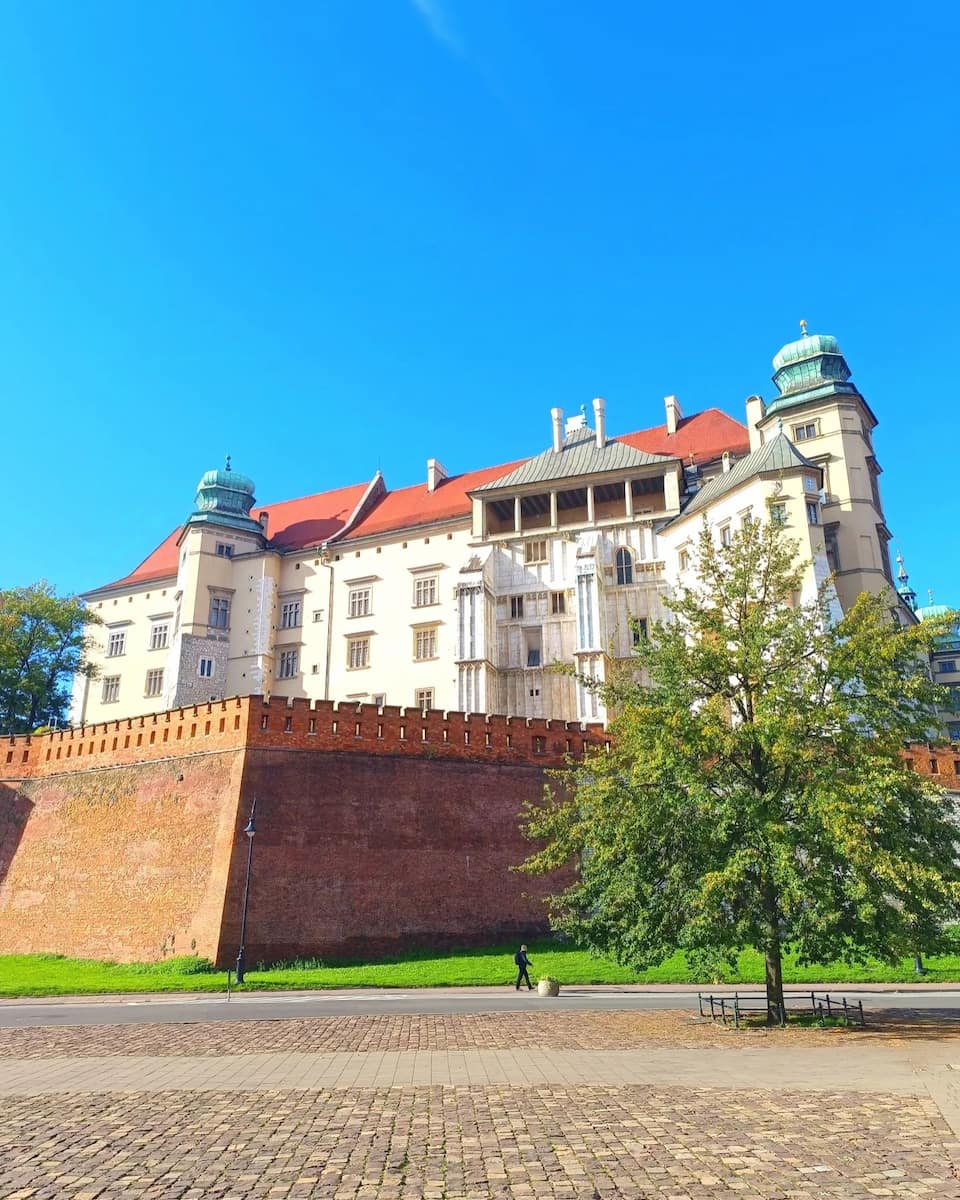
71, 329, 915, 728
896, 556, 960, 741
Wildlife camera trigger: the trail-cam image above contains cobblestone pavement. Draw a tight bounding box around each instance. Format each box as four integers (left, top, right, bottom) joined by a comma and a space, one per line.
1, 1008, 955, 1059
2, 1012, 960, 1199
2, 1084, 957, 1199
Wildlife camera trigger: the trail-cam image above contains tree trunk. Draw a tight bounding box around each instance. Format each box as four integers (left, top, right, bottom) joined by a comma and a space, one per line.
761, 878, 785, 1026
763, 938, 785, 1026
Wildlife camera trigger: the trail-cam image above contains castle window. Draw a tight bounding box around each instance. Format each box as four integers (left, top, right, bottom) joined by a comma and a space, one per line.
106, 631, 126, 657
632, 617, 648, 647
415, 688, 434, 711
209, 597, 230, 629
414, 576, 438, 607
281, 600, 301, 629
510, 596, 524, 619
679, 550, 691, 571
149, 622, 169, 651
145, 669, 164, 698
769, 503, 787, 527
313, 610, 323, 622
551, 591, 566, 615
101, 676, 120, 703
806, 502, 820, 526
198, 658, 214, 678
524, 539, 548, 565
615, 547, 634, 585
719, 524, 732, 548
793, 421, 819, 441
348, 637, 370, 670
348, 588, 371, 618
215, 542, 234, 558
278, 649, 299, 679
414, 627, 438, 660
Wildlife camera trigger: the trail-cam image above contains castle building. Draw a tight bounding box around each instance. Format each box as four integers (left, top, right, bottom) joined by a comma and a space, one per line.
71, 329, 910, 727
896, 558, 960, 741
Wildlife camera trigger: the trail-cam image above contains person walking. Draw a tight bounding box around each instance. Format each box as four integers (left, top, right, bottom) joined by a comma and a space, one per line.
514, 944, 533, 991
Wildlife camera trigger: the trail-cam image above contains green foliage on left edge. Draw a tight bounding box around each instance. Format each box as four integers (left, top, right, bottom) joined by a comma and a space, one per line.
519, 517, 960, 1021
0, 582, 101, 734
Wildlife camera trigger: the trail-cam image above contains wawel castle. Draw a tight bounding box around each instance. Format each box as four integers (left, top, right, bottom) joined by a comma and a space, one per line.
72, 329, 915, 728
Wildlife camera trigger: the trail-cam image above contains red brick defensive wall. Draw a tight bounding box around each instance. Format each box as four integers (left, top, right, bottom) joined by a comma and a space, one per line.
0, 698, 608, 966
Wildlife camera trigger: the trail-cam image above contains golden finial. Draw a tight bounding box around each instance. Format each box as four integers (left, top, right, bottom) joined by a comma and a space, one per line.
799, 318, 808, 337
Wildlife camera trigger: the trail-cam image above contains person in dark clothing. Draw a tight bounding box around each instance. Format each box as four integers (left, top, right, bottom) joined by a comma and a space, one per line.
514, 944, 533, 990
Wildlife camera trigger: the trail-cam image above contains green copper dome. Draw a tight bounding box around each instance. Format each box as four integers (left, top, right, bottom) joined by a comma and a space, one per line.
766, 326, 857, 416
915, 603, 951, 622
195, 460, 256, 516
772, 332, 843, 371
186, 457, 265, 535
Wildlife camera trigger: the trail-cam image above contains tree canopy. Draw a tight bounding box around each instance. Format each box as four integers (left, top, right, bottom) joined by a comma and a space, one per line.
520, 517, 960, 1022
0, 583, 100, 734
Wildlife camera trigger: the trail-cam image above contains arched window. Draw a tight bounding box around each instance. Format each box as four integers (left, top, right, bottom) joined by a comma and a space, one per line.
615, 547, 633, 586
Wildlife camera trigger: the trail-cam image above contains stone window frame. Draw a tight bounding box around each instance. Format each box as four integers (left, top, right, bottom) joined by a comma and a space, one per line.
280, 599, 302, 629
347, 636, 371, 670
106, 630, 126, 658
101, 675, 121, 703
413, 625, 439, 661
144, 668, 164, 697
278, 648, 299, 679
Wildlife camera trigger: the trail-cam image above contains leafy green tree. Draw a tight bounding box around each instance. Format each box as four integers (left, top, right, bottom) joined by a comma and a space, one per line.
520, 518, 960, 1023
0, 583, 100, 734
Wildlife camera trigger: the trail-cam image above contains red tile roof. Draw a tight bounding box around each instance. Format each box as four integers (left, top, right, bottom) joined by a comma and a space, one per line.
254, 481, 372, 551
90, 409, 750, 590
93, 481, 371, 592
345, 459, 526, 540
618, 408, 750, 462
343, 409, 748, 539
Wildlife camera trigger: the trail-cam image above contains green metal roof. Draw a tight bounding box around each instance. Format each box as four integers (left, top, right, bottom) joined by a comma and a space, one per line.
677, 432, 818, 519
473, 428, 676, 492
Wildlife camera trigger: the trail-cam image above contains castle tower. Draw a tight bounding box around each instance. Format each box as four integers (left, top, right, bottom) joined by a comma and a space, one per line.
753, 325, 895, 613
165, 459, 277, 708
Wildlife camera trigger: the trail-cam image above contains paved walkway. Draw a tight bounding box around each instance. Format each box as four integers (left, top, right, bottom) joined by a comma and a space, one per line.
3, 1010, 960, 1198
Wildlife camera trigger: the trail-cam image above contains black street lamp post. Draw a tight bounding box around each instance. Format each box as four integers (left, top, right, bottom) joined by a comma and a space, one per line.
234, 798, 257, 984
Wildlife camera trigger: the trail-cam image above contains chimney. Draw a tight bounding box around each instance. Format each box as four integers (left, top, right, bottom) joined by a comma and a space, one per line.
551, 407, 563, 453
427, 458, 449, 493
722, 451, 731, 473
744, 394, 765, 452
592, 397, 606, 449
664, 394, 682, 436
258, 511, 270, 538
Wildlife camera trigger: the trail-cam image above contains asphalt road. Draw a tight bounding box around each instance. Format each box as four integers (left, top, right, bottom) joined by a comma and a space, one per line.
1, 987, 959, 1028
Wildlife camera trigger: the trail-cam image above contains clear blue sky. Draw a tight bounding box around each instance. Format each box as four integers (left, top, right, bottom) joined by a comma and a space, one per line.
1, 2, 956, 604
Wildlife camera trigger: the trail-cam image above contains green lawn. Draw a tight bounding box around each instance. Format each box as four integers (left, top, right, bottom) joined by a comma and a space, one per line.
2, 937, 960, 997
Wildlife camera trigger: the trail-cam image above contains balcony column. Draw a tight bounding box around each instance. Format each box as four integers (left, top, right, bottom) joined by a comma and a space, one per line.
586, 486, 595, 524
550, 490, 558, 528
514, 495, 522, 533
624, 479, 634, 519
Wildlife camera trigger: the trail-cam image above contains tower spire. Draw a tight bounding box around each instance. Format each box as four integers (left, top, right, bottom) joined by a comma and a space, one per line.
894, 549, 916, 611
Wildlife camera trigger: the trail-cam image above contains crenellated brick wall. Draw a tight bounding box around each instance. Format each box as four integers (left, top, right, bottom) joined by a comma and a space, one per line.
1, 695, 609, 780
0, 696, 955, 968
0, 696, 607, 966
